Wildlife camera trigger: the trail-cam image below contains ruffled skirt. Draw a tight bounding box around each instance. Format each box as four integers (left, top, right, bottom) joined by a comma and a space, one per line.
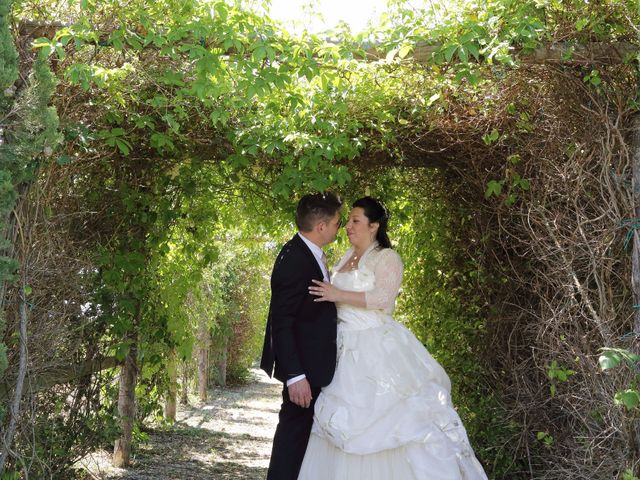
298, 315, 487, 479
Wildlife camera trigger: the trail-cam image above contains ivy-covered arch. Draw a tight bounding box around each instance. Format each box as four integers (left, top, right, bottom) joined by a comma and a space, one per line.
1, 0, 640, 478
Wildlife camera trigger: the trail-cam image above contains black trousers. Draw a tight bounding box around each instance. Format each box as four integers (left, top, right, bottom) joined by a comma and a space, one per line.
266, 384, 322, 480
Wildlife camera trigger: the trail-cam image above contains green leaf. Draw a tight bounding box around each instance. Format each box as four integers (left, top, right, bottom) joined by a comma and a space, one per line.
57, 155, 72, 165
459, 31, 475, 44
482, 129, 499, 145
253, 45, 267, 62
466, 42, 480, 61
150, 132, 175, 151
32, 37, 53, 57
398, 44, 413, 59
457, 46, 468, 63
385, 48, 399, 62
115, 342, 131, 362
484, 180, 503, 199
615, 390, 640, 410
507, 154, 521, 165
600, 348, 640, 369
443, 45, 457, 63
576, 18, 590, 31
504, 193, 517, 206
599, 350, 622, 370
115, 138, 131, 155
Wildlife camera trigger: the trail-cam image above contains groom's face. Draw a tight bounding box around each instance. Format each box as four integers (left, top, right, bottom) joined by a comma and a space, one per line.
318, 211, 342, 246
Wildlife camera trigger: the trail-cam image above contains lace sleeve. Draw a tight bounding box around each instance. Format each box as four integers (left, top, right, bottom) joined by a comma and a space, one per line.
364, 249, 404, 311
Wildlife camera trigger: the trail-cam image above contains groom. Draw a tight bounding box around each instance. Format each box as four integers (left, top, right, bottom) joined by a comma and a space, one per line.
260, 192, 342, 480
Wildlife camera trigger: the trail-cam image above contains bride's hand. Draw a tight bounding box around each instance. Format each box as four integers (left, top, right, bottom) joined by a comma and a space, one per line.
308, 279, 341, 302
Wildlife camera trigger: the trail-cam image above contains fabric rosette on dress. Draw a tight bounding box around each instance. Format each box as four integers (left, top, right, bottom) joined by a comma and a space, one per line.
298, 245, 488, 480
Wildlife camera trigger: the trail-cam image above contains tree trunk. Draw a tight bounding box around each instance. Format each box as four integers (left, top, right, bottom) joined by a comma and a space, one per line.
196, 316, 211, 402
0, 280, 29, 476
630, 112, 640, 465
164, 349, 177, 423
211, 334, 228, 387
197, 342, 209, 402
633, 112, 640, 354
180, 363, 189, 405
112, 338, 138, 467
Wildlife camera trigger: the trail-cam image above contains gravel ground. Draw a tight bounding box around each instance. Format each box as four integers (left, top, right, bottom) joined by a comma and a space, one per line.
79, 368, 282, 480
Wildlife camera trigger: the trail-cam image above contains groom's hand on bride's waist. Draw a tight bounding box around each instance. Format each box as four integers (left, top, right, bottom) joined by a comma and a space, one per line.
288, 378, 312, 408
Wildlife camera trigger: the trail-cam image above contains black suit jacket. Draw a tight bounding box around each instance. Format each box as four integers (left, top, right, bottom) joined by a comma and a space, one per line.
260, 234, 337, 388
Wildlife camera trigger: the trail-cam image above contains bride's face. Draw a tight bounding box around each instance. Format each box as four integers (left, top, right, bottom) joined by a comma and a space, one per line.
345, 207, 378, 248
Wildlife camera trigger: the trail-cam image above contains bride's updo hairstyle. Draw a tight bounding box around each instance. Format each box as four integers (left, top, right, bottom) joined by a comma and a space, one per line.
352, 196, 392, 249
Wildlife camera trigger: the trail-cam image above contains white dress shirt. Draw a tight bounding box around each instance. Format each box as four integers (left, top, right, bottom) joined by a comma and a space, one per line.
287, 233, 330, 386
297, 232, 330, 282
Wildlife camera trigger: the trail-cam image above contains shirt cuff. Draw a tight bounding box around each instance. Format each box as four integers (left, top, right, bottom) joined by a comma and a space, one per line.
286, 374, 306, 386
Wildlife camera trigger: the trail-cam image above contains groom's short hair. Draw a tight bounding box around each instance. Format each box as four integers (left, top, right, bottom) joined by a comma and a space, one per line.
296, 192, 342, 232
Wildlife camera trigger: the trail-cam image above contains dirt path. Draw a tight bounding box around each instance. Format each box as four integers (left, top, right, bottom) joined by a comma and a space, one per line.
80, 368, 281, 479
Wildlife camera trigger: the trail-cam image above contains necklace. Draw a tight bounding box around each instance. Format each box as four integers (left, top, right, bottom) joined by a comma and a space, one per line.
340, 250, 363, 272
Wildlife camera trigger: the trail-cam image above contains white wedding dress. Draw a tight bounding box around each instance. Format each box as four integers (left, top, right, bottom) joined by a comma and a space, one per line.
298, 243, 488, 480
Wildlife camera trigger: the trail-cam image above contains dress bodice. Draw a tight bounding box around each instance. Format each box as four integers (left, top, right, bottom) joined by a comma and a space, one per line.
330, 244, 404, 330
331, 269, 389, 331
332, 267, 375, 292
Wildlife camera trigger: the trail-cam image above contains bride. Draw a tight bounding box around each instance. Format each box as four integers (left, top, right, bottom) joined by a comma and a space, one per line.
299, 196, 488, 480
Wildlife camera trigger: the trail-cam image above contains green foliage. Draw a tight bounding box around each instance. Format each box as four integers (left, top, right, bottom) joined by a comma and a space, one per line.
219, 244, 272, 384
536, 431, 554, 447
482, 129, 500, 145
547, 360, 575, 397
615, 390, 640, 410
180, 196, 282, 387
0, 47, 62, 294
0, 2, 60, 437
599, 347, 640, 412
0, 0, 17, 91
0, 0, 18, 389
599, 348, 640, 370
3, 0, 639, 475
484, 155, 530, 207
